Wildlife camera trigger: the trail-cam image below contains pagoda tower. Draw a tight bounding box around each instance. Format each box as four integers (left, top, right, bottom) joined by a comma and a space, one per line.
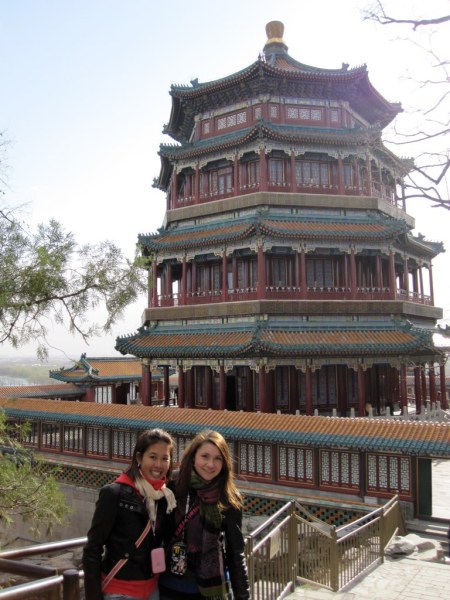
116, 21, 446, 416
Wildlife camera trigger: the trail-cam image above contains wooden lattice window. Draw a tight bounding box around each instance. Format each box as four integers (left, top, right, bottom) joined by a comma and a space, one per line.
366, 454, 411, 495
112, 429, 137, 460
278, 446, 314, 483
87, 427, 109, 457
239, 442, 272, 479
63, 425, 84, 453
320, 449, 360, 489
41, 422, 60, 450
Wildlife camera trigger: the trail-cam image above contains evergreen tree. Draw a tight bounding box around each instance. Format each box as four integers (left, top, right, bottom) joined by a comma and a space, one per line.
0, 409, 71, 536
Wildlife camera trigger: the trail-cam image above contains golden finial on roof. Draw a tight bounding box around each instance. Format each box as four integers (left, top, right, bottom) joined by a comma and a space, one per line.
265, 21, 285, 45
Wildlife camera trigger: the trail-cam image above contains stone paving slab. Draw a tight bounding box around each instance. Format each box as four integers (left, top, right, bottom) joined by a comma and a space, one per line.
285, 556, 450, 599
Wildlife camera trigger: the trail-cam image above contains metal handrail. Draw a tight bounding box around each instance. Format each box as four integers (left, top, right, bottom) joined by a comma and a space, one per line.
0, 539, 86, 600
0, 537, 87, 560
0, 497, 405, 599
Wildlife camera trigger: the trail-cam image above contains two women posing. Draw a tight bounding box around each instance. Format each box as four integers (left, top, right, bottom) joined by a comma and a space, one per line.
83, 428, 250, 600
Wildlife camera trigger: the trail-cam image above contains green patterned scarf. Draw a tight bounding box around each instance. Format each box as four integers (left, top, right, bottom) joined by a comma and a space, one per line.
189, 470, 230, 599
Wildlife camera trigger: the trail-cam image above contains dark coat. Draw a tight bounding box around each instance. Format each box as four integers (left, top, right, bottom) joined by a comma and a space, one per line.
221, 504, 250, 600
161, 489, 250, 600
82, 482, 167, 600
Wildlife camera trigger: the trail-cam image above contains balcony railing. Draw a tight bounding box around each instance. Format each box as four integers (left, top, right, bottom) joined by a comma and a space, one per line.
152, 286, 433, 307
174, 180, 398, 205
397, 288, 432, 305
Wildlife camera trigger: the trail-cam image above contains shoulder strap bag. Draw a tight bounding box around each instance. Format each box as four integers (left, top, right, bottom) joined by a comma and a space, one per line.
101, 520, 152, 591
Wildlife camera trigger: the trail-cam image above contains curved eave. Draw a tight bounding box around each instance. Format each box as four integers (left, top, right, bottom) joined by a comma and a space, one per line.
404, 233, 445, 259
139, 213, 409, 253
165, 59, 401, 141
3, 399, 449, 456
260, 216, 409, 242
164, 61, 260, 140
140, 220, 256, 252
115, 322, 435, 360
155, 122, 391, 191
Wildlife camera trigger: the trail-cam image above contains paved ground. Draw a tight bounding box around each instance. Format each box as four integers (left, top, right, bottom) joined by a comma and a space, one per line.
284, 458, 450, 598
286, 556, 450, 599
285, 538, 450, 599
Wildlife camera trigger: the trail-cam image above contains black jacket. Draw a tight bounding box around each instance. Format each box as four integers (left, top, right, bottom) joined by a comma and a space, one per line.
221, 504, 250, 600
161, 489, 250, 600
82, 482, 167, 600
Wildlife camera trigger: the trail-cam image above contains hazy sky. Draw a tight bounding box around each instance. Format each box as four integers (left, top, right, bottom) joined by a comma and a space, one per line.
1, 0, 449, 362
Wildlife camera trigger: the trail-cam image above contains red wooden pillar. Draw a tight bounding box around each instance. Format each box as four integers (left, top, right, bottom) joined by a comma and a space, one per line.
185, 369, 195, 409
259, 147, 267, 191
290, 151, 296, 192
429, 364, 437, 404
171, 171, 177, 209
232, 255, 238, 291
290, 367, 299, 413
428, 263, 434, 305
439, 364, 448, 410
337, 366, 347, 416
194, 164, 200, 204
257, 245, 266, 300
181, 256, 187, 305
403, 256, 409, 298
166, 263, 172, 303
233, 154, 239, 196
414, 366, 422, 414
357, 365, 366, 417
300, 246, 307, 299
412, 268, 419, 296
152, 261, 158, 308
84, 387, 96, 403
141, 362, 151, 406
222, 251, 228, 302
305, 366, 313, 416
163, 365, 170, 406
246, 368, 254, 412
337, 155, 345, 194
192, 262, 197, 292
376, 255, 383, 289
349, 247, 357, 299
205, 367, 212, 409
365, 154, 372, 196
177, 366, 185, 408
147, 269, 152, 309
259, 366, 267, 413
219, 366, 226, 411
266, 370, 274, 413
421, 366, 427, 405
388, 251, 396, 299
400, 363, 408, 410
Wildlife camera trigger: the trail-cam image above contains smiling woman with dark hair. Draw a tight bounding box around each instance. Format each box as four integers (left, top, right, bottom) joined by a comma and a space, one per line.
83, 428, 177, 600
160, 430, 249, 600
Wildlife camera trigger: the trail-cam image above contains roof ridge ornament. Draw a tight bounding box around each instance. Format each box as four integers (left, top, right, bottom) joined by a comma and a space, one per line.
263, 20, 288, 59
265, 20, 285, 45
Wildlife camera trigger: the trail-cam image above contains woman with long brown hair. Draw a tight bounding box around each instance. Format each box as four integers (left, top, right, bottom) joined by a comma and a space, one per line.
159, 430, 249, 600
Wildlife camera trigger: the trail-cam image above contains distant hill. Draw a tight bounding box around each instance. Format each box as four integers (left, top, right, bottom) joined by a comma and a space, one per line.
0, 356, 69, 386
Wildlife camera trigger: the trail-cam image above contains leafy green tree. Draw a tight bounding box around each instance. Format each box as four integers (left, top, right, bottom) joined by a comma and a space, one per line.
0, 208, 147, 359
0, 130, 148, 359
0, 409, 71, 536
